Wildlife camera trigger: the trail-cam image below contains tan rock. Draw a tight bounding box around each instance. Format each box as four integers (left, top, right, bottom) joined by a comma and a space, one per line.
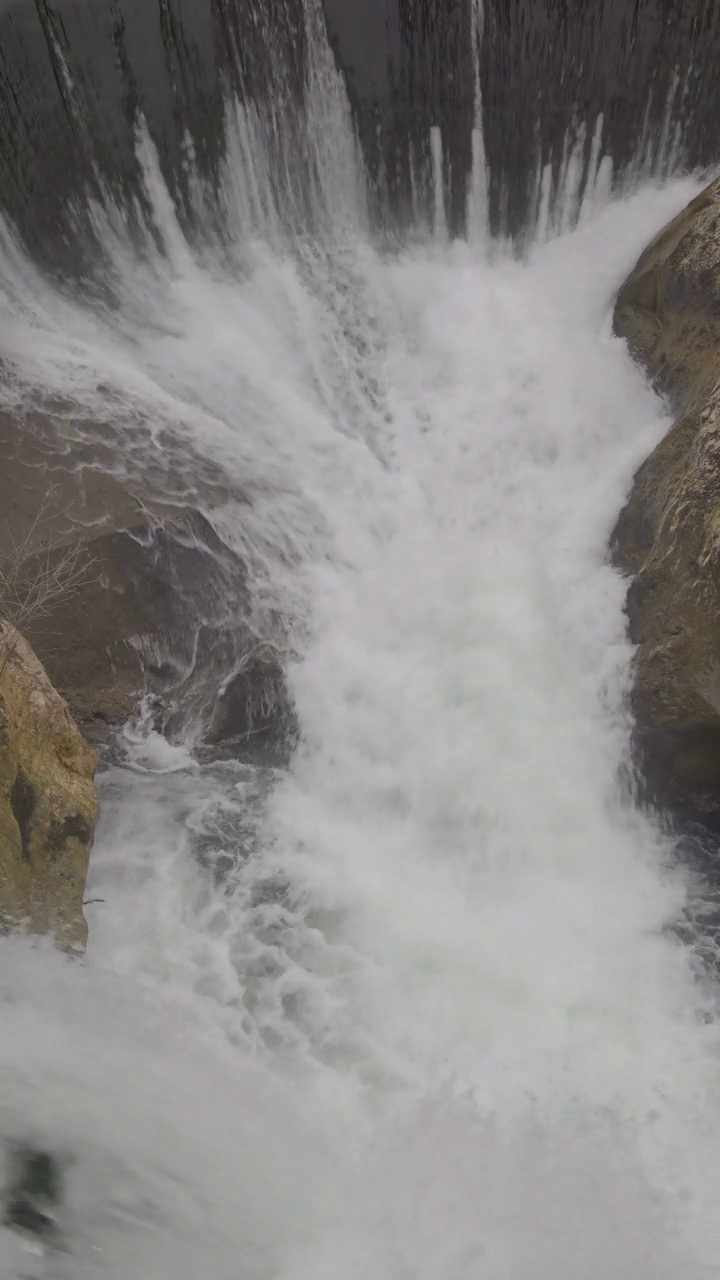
0, 624, 98, 948
612, 176, 720, 818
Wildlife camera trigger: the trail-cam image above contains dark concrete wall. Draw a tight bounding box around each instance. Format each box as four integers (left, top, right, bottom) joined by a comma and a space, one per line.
324, 0, 720, 234
1, 0, 720, 255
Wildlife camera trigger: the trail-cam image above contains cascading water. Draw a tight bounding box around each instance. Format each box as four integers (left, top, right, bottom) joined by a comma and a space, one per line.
1, 1, 720, 1276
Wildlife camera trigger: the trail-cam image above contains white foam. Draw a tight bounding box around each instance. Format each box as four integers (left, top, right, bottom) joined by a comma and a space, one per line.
0, 41, 718, 1277
284, 1101, 714, 1280
0, 939, 340, 1280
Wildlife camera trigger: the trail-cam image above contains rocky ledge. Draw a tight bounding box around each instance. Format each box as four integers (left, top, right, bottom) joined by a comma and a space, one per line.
0, 410, 296, 944
612, 175, 720, 825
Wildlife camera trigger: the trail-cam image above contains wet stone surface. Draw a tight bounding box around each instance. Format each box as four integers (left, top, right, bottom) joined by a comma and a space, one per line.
3, 1145, 63, 1242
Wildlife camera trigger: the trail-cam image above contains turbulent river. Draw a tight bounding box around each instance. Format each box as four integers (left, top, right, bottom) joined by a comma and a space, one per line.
1, 1, 720, 1276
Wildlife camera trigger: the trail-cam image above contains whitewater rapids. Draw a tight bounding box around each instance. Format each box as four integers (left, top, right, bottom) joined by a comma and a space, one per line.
0, 114, 719, 1274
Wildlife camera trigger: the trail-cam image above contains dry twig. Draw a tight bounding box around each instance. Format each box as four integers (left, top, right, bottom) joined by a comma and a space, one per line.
0, 487, 95, 677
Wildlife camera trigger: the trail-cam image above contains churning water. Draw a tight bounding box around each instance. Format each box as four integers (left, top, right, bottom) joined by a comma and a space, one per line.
1, 2, 720, 1276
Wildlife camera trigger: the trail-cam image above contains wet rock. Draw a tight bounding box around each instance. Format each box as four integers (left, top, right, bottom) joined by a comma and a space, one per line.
0, 413, 288, 750
612, 175, 720, 821
0, 624, 98, 948
3, 1146, 62, 1241
205, 652, 297, 762
25, 512, 251, 740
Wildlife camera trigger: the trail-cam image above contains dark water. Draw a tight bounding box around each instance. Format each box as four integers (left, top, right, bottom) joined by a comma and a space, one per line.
2, 0, 720, 265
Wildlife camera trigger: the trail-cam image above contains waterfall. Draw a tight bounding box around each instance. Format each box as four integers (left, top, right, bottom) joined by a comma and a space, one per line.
1, 1, 720, 1276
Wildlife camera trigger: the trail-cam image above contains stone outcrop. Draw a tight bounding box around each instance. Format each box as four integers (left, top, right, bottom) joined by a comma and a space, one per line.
25, 512, 253, 740
0, 624, 98, 948
0, 413, 292, 752
612, 175, 720, 822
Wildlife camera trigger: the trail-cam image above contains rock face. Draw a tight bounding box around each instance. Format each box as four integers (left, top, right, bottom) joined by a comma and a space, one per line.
26, 512, 254, 740
612, 175, 720, 822
0, 414, 292, 751
0, 625, 98, 947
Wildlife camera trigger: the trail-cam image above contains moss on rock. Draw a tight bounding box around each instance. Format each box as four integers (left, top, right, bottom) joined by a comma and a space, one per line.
0, 624, 98, 947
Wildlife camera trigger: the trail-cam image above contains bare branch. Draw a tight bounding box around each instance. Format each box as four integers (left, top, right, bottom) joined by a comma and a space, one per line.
0, 487, 96, 678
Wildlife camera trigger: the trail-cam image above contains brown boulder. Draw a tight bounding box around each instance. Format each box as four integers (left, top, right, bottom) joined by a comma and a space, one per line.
0, 413, 290, 750
25, 512, 251, 739
612, 175, 720, 820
